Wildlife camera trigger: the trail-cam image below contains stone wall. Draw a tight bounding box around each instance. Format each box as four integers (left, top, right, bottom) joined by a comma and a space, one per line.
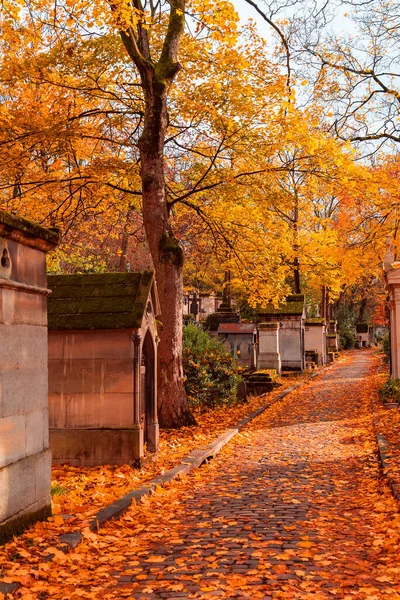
257, 323, 281, 373
304, 321, 327, 366
278, 320, 304, 370
48, 329, 137, 466
0, 214, 59, 543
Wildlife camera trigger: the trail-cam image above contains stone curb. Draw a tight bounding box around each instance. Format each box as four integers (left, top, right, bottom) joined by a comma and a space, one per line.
370, 352, 400, 505
375, 432, 400, 503
56, 362, 341, 553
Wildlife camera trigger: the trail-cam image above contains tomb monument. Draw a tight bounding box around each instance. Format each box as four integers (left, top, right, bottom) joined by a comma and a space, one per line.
0, 211, 59, 542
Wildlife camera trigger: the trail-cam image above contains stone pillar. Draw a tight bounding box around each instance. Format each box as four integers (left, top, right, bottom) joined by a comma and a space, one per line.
132, 334, 144, 460
0, 211, 59, 543
257, 322, 281, 374
383, 239, 400, 379
146, 335, 159, 455
387, 289, 400, 379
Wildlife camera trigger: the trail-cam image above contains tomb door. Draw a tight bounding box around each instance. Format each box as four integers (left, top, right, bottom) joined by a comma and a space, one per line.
140, 331, 156, 450
238, 339, 251, 366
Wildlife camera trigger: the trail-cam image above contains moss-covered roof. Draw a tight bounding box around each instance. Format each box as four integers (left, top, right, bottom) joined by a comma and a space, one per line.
258, 302, 305, 316
48, 271, 156, 331
306, 318, 325, 325
258, 294, 306, 317
286, 294, 305, 303
0, 210, 60, 251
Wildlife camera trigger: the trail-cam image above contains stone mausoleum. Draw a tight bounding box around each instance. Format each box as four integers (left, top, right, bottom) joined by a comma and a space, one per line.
384, 238, 400, 378
217, 323, 257, 368
0, 211, 59, 542
257, 322, 281, 374
48, 271, 160, 467
355, 323, 370, 348
304, 318, 327, 366
258, 294, 306, 371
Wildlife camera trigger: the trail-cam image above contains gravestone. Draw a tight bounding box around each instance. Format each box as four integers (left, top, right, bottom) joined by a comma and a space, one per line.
205, 270, 240, 334
0, 211, 59, 543
48, 271, 160, 467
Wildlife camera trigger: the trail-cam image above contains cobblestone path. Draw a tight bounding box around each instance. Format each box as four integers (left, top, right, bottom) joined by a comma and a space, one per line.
55, 352, 400, 598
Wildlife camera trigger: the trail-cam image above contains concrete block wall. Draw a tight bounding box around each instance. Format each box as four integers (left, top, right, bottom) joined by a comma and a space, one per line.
0, 215, 59, 543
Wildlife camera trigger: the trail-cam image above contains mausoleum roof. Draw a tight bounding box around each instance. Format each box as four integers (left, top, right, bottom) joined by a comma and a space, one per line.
217, 323, 256, 334
0, 210, 60, 251
258, 301, 305, 316
48, 271, 159, 330
258, 293, 306, 317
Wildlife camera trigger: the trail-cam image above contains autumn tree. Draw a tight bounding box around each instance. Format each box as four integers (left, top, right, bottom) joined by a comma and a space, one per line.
243, 0, 400, 150
0, 0, 205, 426
0, 0, 295, 426
3, 0, 394, 428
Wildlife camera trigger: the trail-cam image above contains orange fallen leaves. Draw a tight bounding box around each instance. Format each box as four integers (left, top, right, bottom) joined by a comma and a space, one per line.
50, 382, 300, 526
2, 352, 400, 598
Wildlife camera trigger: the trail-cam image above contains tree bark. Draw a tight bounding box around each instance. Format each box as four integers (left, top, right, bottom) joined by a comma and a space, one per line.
293, 256, 301, 294
292, 190, 301, 294
119, 232, 129, 271
321, 285, 326, 319
357, 297, 368, 324
119, 2, 195, 427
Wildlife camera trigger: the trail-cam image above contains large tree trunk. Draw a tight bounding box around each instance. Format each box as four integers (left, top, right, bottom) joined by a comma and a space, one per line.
357, 297, 368, 324
139, 78, 194, 427
292, 190, 301, 294
293, 256, 301, 294
119, 10, 195, 427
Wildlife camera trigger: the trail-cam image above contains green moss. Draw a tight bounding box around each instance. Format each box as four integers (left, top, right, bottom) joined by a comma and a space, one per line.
49, 272, 141, 288
205, 311, 240, 331
286, 294, 305, 303
0, 210, 60, 246
306, 318, 325, 324
159, 232, 184, 268
155, 59, 177, 86
258, 302, 305, 316
48, 271, 155, 330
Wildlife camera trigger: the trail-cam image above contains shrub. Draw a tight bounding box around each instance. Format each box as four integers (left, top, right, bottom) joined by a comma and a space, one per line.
183, 323, 242, 410
340, 328, 357, 350
382, 332, 390, 363
379, 377, 400, 404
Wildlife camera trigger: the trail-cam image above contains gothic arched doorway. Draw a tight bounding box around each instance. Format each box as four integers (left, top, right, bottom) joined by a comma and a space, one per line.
140, 330, 156, 452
